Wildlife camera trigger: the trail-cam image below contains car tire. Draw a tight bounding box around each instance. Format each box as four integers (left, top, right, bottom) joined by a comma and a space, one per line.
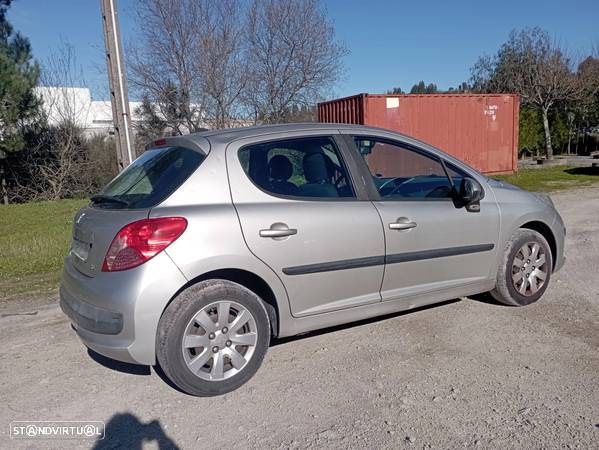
490, 229, 553, 306
156, 279, 271, 396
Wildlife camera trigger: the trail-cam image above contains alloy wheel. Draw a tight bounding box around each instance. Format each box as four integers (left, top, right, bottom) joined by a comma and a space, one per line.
511, 241, 548, 297
182, 301, 258, 381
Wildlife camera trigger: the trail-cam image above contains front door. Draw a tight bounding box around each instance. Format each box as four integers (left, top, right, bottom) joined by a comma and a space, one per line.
226, 132, 385, 317
350, 135, 500, 301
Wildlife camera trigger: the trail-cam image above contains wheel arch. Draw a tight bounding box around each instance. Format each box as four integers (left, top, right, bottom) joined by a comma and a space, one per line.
165, 268, 281, 337
519, 220, 557, 271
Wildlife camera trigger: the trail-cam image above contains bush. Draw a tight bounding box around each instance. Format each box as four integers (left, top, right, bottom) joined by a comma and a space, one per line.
5, 124, 119, 203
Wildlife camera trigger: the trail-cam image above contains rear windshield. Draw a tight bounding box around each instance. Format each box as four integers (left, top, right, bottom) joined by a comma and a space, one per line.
92, 146, 204, 209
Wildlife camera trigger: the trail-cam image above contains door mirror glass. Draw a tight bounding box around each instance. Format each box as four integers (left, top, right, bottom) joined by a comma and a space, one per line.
458, 177, 483, 212
357, 139, 374, 155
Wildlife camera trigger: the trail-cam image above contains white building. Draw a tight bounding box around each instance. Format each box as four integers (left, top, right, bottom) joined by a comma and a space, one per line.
35, 86, 143, 137
35, 86, 253, 137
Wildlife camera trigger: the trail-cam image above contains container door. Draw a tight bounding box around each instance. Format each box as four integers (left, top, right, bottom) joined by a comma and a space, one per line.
351, 135, 500, 301
226, 132, 385, 317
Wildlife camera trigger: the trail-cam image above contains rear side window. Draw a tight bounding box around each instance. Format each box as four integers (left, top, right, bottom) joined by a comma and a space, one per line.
238, 136, 354, 199
93, 146, 204, 209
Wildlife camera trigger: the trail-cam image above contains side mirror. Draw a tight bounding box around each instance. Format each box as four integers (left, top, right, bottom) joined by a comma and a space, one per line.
458, 177, 483, 212
358, 140, 373, 155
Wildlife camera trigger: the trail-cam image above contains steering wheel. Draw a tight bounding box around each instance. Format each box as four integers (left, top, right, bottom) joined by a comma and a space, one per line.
425, 185, 452, 198
381, 177, 416, 197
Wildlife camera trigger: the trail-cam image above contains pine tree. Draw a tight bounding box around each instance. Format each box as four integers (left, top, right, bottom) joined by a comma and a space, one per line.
0, 0, 40, 156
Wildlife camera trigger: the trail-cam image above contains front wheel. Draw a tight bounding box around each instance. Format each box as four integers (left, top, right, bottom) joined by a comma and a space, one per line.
156, 280, 271, 396
490, 229, 553, 306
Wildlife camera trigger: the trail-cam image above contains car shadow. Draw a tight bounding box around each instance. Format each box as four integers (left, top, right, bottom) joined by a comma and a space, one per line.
270, 298, 461, 347
90, 296, 504, 394
465, 292, 507, 306
87, 349, 151, 375
92, 412, 180, 449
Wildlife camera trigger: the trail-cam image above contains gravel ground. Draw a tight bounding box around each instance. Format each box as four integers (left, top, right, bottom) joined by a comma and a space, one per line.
1, 187, 598, 449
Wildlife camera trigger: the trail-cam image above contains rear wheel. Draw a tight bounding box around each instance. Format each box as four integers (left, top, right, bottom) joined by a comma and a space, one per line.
156, 280, 270, 396
491, 229, 552, 306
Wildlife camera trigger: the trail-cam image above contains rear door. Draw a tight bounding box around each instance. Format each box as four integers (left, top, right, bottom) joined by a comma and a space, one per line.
348, 134, 500, 301
226, 130, 385, 317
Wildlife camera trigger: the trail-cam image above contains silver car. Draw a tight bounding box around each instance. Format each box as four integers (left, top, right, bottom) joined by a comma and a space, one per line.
60, 123, 565, 396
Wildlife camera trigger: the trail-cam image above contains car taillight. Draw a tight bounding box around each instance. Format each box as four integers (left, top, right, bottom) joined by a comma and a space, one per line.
102, 217, 187, 272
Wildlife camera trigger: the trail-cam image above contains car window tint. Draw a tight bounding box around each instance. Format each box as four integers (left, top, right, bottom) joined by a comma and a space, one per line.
239, 136, 354, 199
96, 146, 205, 209
355, 137, 454, 199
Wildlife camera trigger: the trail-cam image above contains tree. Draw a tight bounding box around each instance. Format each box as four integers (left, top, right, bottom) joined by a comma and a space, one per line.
130, 0, 345, 129
470, 28, 582, 159
197, 0, 248, 128
574, 56, 599, 151
8, 43, 97, 201
129, 0, 207, 134
519, 107, 544, 156
134, 96, 168, 150
0, 0, 39, 155
446, 82, 471, 93
409, 81, 438, 94
387, 86, 404, 94
244, 0, 347, 123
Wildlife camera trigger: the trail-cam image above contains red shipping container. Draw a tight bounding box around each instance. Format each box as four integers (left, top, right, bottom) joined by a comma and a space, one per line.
318, 93, 519, 174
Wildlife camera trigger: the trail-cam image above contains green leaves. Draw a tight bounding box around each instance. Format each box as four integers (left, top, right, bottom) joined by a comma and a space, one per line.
0, 0, 40, 155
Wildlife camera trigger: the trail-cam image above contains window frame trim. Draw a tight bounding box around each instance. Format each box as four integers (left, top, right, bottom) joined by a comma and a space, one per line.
236, 134, 369, 202
343, 134, 466, 203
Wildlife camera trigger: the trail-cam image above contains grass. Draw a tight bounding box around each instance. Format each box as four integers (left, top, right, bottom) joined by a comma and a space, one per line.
493, 165, 599, 192
0, 198, 88, 301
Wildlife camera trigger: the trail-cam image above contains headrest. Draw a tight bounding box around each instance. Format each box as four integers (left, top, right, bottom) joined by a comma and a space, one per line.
269, 154, 293, 181
303, 152, 329, 183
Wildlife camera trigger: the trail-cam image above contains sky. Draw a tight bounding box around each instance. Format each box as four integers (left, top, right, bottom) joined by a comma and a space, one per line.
7, 0, 599, 101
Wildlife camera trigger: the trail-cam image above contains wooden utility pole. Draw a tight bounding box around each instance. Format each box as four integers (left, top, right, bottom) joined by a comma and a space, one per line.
100, 0, 135, 170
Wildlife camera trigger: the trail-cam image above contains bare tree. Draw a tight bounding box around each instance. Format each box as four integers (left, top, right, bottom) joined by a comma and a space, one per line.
244, 0, 347, 124
128, 0, 206, 134
471, 28, 582, 159
10, 43, 94, 201
38, 42, 91, 126
197, 0, 248, 129
130, 0, 346, 130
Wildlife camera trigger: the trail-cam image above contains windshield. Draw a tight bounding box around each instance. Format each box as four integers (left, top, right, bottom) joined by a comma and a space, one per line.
92, 146, 205, 209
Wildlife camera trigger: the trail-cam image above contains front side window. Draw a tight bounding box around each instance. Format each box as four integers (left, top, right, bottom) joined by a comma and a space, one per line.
355, 137, 461, 199
239, 136, 354, 199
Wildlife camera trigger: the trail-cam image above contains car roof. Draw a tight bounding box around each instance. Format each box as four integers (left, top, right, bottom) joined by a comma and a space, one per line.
178, 123, 411, 146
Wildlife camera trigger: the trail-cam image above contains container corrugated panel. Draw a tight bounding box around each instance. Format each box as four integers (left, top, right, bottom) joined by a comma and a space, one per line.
318, 93, 519, 174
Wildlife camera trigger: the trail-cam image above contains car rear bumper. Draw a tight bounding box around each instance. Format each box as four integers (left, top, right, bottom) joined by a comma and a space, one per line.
60, 288, 123, 335
59, 252, 188, 365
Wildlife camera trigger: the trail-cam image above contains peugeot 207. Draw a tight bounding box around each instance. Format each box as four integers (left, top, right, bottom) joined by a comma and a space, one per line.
60, 123, 565, 396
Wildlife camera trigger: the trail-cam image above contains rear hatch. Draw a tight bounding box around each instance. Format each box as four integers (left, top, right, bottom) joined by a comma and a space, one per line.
70, 144, 205, 277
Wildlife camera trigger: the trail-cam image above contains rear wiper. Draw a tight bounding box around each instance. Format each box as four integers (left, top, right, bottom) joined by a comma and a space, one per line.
90, 194, 130, 207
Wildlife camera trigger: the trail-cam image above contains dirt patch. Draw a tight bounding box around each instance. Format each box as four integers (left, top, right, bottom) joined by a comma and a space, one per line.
1, 188, 598, 449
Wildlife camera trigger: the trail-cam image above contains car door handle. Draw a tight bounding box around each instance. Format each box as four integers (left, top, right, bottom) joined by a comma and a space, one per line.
389, 218, 417, 230
259, 223, 297, 238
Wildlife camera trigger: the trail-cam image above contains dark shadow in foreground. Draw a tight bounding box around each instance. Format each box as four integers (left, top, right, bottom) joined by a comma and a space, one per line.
87, 349, 151, 375
93, 413, 180, 450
